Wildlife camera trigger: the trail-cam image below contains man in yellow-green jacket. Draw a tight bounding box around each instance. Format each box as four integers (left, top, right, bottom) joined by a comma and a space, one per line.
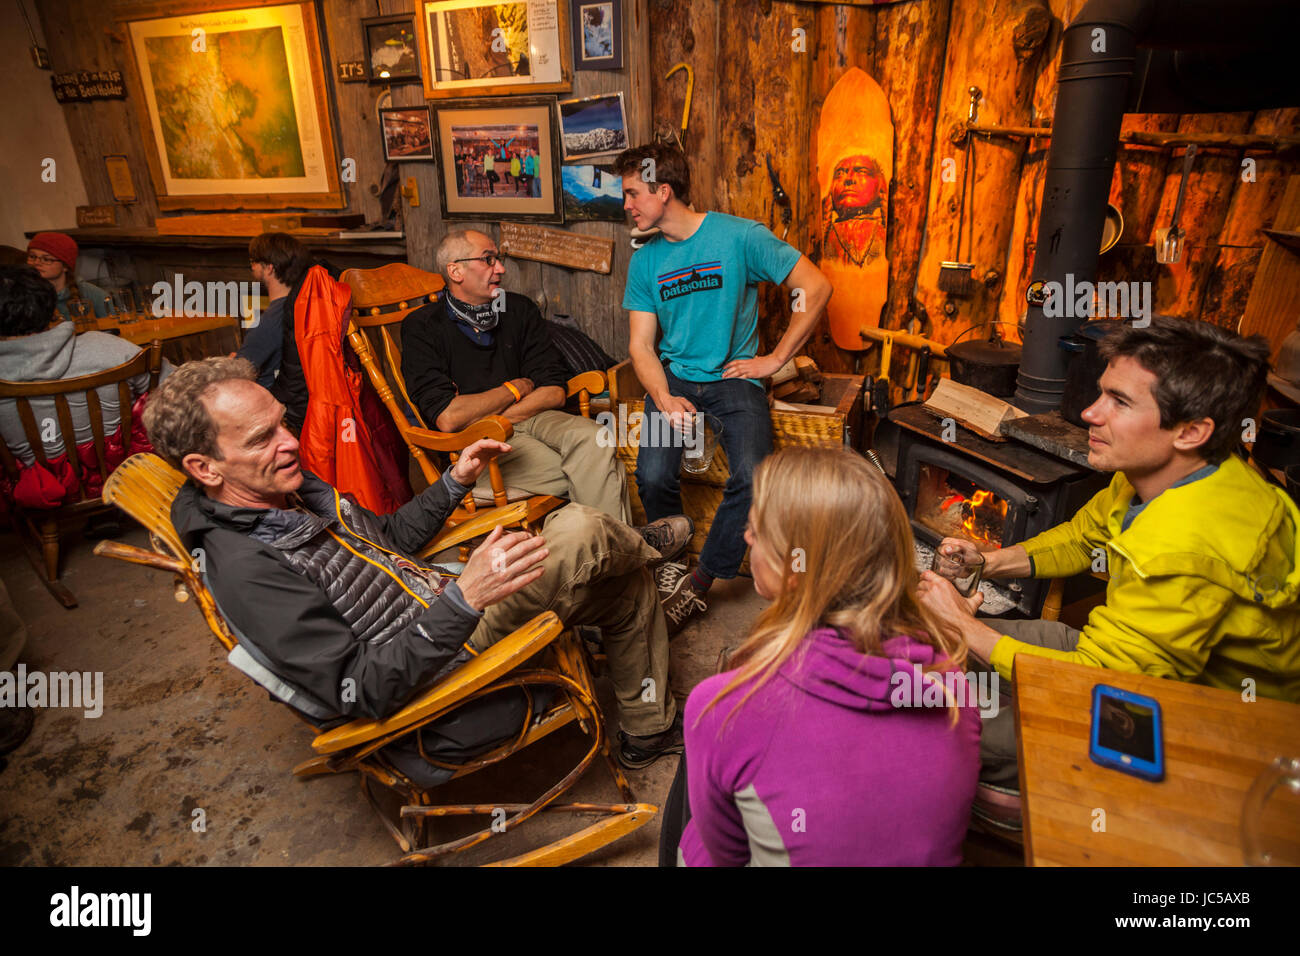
919, 316, 1299, 786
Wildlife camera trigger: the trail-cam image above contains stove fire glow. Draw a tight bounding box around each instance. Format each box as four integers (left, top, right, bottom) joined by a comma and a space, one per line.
915, 464, 1008, 550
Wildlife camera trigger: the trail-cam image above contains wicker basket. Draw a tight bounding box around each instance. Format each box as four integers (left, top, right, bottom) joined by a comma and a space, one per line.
606, 361, 865, 567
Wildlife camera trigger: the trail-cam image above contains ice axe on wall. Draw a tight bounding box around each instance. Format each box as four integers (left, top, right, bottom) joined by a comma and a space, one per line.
663, 63, 694, 151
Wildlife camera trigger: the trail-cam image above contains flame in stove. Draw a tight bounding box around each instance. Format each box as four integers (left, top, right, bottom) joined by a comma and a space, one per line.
961, 489, 1007, 545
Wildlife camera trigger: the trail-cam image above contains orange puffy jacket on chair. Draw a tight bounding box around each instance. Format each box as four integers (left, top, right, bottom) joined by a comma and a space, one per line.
294, 265, 410, 515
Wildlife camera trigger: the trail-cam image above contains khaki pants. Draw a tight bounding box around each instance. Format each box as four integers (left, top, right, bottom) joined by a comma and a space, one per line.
478, 410, 632, 523
0, 576, 27, 673
468, 503, 675, 737
973, 617, 1082, 787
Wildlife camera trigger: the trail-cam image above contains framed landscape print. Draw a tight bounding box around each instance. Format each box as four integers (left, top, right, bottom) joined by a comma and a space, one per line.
561, 163, 623, 221
416, 0, 571, 99
380, 107, 435, 161
557, 91, 627, 161
570, 0, 621, 70
362, 14, 421, 84
120, 1, 343, 210
434, 97, 562, 222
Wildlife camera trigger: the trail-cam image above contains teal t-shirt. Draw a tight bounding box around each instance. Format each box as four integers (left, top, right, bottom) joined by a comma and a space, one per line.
622, 212, 801, 383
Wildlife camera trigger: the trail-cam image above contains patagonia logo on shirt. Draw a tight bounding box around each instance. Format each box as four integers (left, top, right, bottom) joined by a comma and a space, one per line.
657, 261, 723, 302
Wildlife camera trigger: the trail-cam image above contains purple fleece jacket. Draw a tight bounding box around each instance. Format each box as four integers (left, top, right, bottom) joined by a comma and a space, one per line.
681, 628, 981, 866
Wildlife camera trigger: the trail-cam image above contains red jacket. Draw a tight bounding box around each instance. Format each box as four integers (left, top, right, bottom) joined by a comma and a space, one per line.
294, 265, 410, 514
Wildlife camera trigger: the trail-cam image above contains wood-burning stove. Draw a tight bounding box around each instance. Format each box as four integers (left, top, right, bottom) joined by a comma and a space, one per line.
889, 405, 1109, 618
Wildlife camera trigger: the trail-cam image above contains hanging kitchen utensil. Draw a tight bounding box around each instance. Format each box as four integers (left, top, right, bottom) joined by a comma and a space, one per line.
938, 87, 981, 297
1154, 144, 1197, 265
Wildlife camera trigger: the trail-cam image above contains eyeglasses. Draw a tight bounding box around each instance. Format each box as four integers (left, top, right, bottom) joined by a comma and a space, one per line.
26, 252, 61, 266
452, 252, 506, 268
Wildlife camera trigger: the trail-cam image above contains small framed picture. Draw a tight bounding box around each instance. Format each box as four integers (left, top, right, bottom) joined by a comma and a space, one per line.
557, 91, 628, 162
363, 14, 422, 84
561, 163, 624, 222
433, 97, 562, 222
380, 106, 435, 162
571, 0, 621, 70
417, 0, 571, 99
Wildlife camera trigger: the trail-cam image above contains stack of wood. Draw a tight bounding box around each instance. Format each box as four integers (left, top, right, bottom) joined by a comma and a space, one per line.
769, 356, 825, 408
922, 377, 1027, 442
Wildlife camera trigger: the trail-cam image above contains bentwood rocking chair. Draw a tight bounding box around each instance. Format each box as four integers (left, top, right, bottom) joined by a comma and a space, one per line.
340, 264, 607, 549
0, 340, 163, 607
93, 453, 656, 866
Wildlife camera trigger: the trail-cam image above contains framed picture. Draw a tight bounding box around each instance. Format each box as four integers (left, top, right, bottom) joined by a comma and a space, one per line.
434, 97, 562, 222
561, 163, 623, 222
119, 1, 343, 210
380, 107, 435, 161
416, 0, 571, 99
557, 91, 627, 161
362, 14, 421, 84
570, 0, 621, 70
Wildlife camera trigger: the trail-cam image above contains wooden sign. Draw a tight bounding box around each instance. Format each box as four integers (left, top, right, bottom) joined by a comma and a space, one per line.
104, 155, 136, 204
498, 222, 614, 274
818, 67, 894, 351
337, 60, 367, 83
76, 205, 117, 228
51, 70, 126, 102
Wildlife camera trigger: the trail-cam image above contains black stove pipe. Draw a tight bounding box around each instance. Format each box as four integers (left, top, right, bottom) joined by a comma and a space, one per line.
1013, 0, 1298, 414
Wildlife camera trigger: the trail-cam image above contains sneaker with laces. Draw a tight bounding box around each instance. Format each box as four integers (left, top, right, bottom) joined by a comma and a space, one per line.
618, 714, 684, 769
660, 569, 707, 637
635, 515, 694, 564
653, 560, 688, 598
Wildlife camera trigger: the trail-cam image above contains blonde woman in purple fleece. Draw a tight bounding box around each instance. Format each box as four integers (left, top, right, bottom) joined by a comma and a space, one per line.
677, 447, 981, 866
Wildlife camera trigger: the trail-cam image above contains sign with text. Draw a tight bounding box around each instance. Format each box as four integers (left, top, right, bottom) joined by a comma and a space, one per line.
498, 222, 614, 274
337, 60, 367, 83
52, 70, 126, 102
76, 205, 118, 228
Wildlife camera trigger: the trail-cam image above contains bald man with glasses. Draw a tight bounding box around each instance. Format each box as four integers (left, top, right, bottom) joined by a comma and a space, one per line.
402, 230, 693, 564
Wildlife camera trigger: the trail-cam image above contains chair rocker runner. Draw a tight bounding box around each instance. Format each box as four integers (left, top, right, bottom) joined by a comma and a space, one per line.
93, 452, 657, 866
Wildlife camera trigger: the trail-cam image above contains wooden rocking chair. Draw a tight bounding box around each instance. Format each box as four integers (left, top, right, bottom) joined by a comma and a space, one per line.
341, 264, 607, 551
0, 340, 163, 607
93, 453, 656, 866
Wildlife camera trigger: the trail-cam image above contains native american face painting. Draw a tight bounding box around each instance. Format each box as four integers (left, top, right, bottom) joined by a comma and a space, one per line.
822, 153, 887, 268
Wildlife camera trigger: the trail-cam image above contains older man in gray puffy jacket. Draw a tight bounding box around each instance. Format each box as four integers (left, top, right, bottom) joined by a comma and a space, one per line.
143, 357, 685, 773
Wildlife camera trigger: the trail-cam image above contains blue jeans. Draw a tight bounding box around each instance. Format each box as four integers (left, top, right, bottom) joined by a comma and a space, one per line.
636, 372, 772, 579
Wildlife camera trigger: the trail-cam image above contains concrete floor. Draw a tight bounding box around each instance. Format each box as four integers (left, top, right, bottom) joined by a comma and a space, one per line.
0, 521, 764, 866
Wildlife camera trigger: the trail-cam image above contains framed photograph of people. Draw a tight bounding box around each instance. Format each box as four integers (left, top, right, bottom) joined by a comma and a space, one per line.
556, 91, 627, 162
570, 0, 621, 70
416, 0, 571, 99
119, 1, 343, 210
434, 97, 562, 222
380, 107, 435, 161
362, 14, 422, 84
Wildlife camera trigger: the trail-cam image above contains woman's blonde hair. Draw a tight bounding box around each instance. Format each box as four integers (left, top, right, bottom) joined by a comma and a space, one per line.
701, 446, 968, 727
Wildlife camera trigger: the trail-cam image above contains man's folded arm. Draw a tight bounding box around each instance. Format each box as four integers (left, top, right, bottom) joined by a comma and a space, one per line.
204, 533, 479, 720
1019, 478, 1123, 579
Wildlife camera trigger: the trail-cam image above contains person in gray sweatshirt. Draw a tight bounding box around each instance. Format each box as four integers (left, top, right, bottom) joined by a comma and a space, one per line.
0, 266, 164, 468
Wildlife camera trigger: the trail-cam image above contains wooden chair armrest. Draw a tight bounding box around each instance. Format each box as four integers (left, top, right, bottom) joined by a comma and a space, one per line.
418, 500, 530, 557
402, 415, 514, 453
566, 370, 607, 398
607, 359, 643, 404
311, 611, 566, 754
94, 540, 188, 576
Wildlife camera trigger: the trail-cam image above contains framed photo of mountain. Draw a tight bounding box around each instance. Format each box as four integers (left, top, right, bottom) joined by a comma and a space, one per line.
570, 0, 621, 71
561, 163, 623, 222
556, 92, 627, 162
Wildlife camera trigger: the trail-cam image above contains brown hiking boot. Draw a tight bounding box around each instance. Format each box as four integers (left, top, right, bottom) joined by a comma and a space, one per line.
636, 515, 694, 564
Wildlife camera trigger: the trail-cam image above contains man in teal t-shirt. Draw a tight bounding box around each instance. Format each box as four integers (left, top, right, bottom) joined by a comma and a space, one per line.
616, 142, 831, 634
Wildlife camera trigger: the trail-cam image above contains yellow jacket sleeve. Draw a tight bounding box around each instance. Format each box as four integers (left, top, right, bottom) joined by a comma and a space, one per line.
990, 572, 1235, 683
1018, 478, 1122, 579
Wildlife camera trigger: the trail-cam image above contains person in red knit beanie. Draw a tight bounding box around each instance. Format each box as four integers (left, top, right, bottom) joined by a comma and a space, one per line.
25, 232, 111, 323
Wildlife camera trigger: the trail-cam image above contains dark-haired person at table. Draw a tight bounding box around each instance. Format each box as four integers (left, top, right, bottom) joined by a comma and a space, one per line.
25, 232, 110, 322
236, 233, 312, 389
918, 316, 1300, 787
